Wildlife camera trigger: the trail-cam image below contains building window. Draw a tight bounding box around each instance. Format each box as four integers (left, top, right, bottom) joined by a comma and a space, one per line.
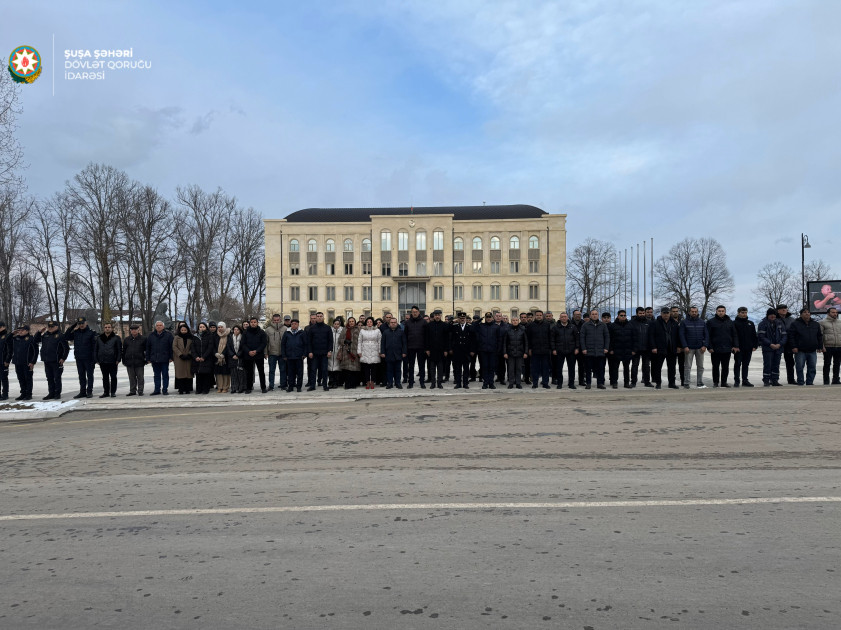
490, 284, 501, 300
510, 308, 518, 319
326, 239, 335, 252
509, 283, 520, 300
416, 231, 426, 250
328, 309, 335, 321
308, 286, 318, 301
433, 285, 444, 300
362, 238, 372, 252
343, 238, 353, 252
326, 263, 336, 275
433, 230, 444, 250
291, 310, 299, 321
290, 263, 300, 276
510, 235, 520, 249
453, 237, 464, 251
289, 239, 300, 252
398, 262, 409, 277
382, 285, 392, 300
472, 284, 483, 300
433, 262, 443, 276
344, 286, 354, 301
453, 261, 463, 275
381, 231, 391, 251
325, 286, 335, 301
472, 236, 483, 250
308, 263, 318, 275
529, 235, 539, 249
362, 286, 372, 301
529, 283, 539, 299
416, 262, 426, 275
510, 261, 520, 274
453, 284, 464, 300
382, 262, 391, 276
490, 261, 500, 274
290, 286, 300, 301
308, 239, 317, 252
344, 263, 353, 275
529, 260, 539, 274
490, 236, 500, 250
472, 261, 483, 274
398, 231, 409, 251
362, 262, 372, 275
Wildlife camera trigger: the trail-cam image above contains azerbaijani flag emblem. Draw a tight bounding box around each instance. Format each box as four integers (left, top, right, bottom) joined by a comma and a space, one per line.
8, 45, 42, 84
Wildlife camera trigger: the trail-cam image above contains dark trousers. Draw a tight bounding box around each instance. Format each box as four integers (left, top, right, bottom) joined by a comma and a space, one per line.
822, 347, 841, 383
711, 352, 731, 385
386, 360, 402, 386
783, 350, 796, 384
1, 365, 8, 397
15, 363, 33, 396
556, 352, 576, 386
243, 356, 266, 391
531, 354, 550, 387
307, 354, 329, 389
361, 363, 377, 384
44, 361, 64, 396
576, 352, 587, 385
608, 356, 631, 385
125, 365, 144, 394
453, 354, 471, 386
469, 354, 478, 380
267, 354, 286, 389
585, 355, 607, 385
286, 358, 303, 390
428, 357, 445, 385
676, 351, 685, 385
651, 352, 676, 386
523, 356, 531, 383
402, 354, 410, 381
632, 350, 651, 385
496, 353, 506, 383
507, 356, 524, 386
443, 356, 451, 381
479, 352, 497, 386
151, 361, 169, 393
406, 349, 425, 385
100, 363, 118, 394
76, 359, 95, 394
733, 349, 753, 383
762, 348, 782, 384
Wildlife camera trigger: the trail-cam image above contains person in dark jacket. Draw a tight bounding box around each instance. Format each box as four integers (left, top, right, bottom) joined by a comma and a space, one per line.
122, 324, 147, 396
146, 321, 174, 395
226, 325, 246, 393
789, 308, 823, 386
630, 307, 652, 387
306, 312, 332, 391
94, 322, 123, 398
733, 307, 758, 387
571, 310, 587, 386
0, 322, 10, 400
526, 310, 553, 389
424, 310, 450, 389
758, 308, 786, 386
494, 312, 510, 384
380, 318, 407, 388
34, 320, 70, 400
669, 307, 686, 386
240, 317, 268, 393
502, 316, 528, 389
580, 309, 610, 389
679, 306, 709, 389
776, 305, 797, 384
648, 307, 681, 389
65, 316, 97, 398
450, 312, 476, 389
475, 312, 502, 389
403, 306, 427, 388
608, 311, 635, 389
192, 322, 217, 394
281, 319, 308, 392
706, 305, 739, 387
550, 312, 579, 389
10, 325, 39, 400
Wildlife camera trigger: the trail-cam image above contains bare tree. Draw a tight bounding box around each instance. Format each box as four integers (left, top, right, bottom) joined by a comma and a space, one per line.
230, 206, 265, 318
753, 262, 799, 312
0, 72, 25, 191
11, 269, 45, 324
656, 237, 733, 318
566, 238, 622, 313
0, 189, 31, 324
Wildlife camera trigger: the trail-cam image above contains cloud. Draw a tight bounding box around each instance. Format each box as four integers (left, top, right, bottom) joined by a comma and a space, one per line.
189, 110, 216, 134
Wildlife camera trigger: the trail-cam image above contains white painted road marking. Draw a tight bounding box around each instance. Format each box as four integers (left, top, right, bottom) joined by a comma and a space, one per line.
1, 496, 839, 522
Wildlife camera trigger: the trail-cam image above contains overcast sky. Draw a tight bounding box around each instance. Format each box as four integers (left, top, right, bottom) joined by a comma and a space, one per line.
8, 0, 841, 307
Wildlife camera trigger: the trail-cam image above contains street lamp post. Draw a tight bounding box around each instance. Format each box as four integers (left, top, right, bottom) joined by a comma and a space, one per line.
801, 233, 811, 307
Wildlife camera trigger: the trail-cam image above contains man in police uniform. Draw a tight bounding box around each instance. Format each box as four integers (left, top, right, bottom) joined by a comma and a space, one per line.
10, 325, 39, 400
34, 320, 70, 400
65, 316, 97, 398
0, 321, 10, 400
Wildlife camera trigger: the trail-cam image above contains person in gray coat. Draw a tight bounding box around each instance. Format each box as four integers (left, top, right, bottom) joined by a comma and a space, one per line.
502, 316, 529, 389
580, 309, 610, 389
94, 322, 123, 397
121, 324, 147, 396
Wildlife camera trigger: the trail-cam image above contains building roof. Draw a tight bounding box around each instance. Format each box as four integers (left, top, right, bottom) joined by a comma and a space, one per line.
284, 204, 547, 223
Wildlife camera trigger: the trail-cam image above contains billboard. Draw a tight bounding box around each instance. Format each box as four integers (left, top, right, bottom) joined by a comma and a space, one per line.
807, 280, 841, 314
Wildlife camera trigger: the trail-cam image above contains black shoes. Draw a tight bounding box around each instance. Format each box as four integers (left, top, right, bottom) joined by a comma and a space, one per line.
668, 384, 680, 389
568, 385, 576, 390
74, 392, 86, 399
395, 384, 403, 389
597, 384, 606, 390
743, 381, 754, 387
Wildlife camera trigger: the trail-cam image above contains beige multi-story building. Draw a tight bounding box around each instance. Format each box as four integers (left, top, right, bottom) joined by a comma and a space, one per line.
264, 205, 566, 321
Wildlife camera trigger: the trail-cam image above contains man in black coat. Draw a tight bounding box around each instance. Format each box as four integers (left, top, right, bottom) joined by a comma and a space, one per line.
122, 324, 148, 396
475, 312, 503, 389
449, 312, 476, 389
776, 304, 797, 384
403, 306, 427, 389
550, 312, 579, 389
34, 320, 70, 400
380, 318, 407, 389
526, 310, 553, 389
648, 307, 681, 389
571, 310, 587, 386
306, 312, 332, 391
630, 307, 652, 387
95, 322, 123, 398
65, 316, 97, 398
145, 321, 174, 395
789, 307, 823, 386
706, 305, 739, 387
502, 316, 528, 389
424, 310, 450, 389
733, 306, 758, 387
608, 310, 636, 389
0, 322, 10, 400
243, 316, 268, 393
10, 325, 39, 400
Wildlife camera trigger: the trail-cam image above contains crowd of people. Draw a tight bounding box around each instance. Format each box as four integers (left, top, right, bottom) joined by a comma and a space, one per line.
0, 302, 839, 401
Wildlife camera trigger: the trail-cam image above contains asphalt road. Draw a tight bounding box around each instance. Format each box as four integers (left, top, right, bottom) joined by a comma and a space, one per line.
1, 388, 839, 629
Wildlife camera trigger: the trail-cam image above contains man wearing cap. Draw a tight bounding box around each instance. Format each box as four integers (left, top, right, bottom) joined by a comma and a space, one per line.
424, 310, 450, 389
122, 324, 148, 396
10, 325, 38, 400
648, 307, 681, 389
449, 312, 476, 389
757, 308, 786, 386
264, 313, 289, 392
65, 316, 98, 398
475, 311, 503, 389
0, 322, 10, 400
95, 322, 123, 398
34, 321, 70, 400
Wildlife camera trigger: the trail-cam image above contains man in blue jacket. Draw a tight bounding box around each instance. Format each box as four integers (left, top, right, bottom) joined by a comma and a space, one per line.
679, 306, 709, 389
380, 317, 407, 389
757, 308, 786, 386
64, 316, 97, 398
306, 312, 332, 391
281, 319, 309, 392
145, 320, 174, 395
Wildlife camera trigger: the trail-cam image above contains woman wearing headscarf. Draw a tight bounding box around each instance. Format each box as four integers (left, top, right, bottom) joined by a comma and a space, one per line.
214, 322, 231, 393
327, 316, 345, 389
172, 322, 194, 394
358, 316, 382, 390
227, 325, 246, 393
340, 316, 361, 389
193, 322, 216, 394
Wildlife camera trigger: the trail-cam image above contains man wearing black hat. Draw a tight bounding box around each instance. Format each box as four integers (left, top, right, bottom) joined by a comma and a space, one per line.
0, 322, 10, 400
122, 324, 147, 396
65, 316, 98, 398
34, 321, 70, 400
449, 312, 476, 389
10, 325, 39, 400
95, 322, 123, 397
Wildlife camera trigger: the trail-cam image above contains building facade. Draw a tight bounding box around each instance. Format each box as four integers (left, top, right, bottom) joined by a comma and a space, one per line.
264, 205, 566, 321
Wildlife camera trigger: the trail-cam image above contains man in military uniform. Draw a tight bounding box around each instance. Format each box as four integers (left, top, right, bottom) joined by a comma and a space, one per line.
65, 316, 98, 398
0, 321, 10, 400
449, 312, 476, 389
34, 320, 70, 400
11, 325, 39, 400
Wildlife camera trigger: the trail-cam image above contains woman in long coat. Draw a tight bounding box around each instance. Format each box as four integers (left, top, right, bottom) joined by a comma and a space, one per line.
358, 316, 382, 390
192, 322, 216, 394
172, 323, 194, 394
327, 316, 345, 388
226, 325, 246, 393
214, 322, 232, 393
340, 316, 361, 389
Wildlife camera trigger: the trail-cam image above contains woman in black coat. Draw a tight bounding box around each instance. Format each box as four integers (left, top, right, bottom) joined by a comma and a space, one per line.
192, 322, 216, 394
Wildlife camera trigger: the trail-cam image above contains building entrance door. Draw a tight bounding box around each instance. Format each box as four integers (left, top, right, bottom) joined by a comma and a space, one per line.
398, 282, 426, 315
